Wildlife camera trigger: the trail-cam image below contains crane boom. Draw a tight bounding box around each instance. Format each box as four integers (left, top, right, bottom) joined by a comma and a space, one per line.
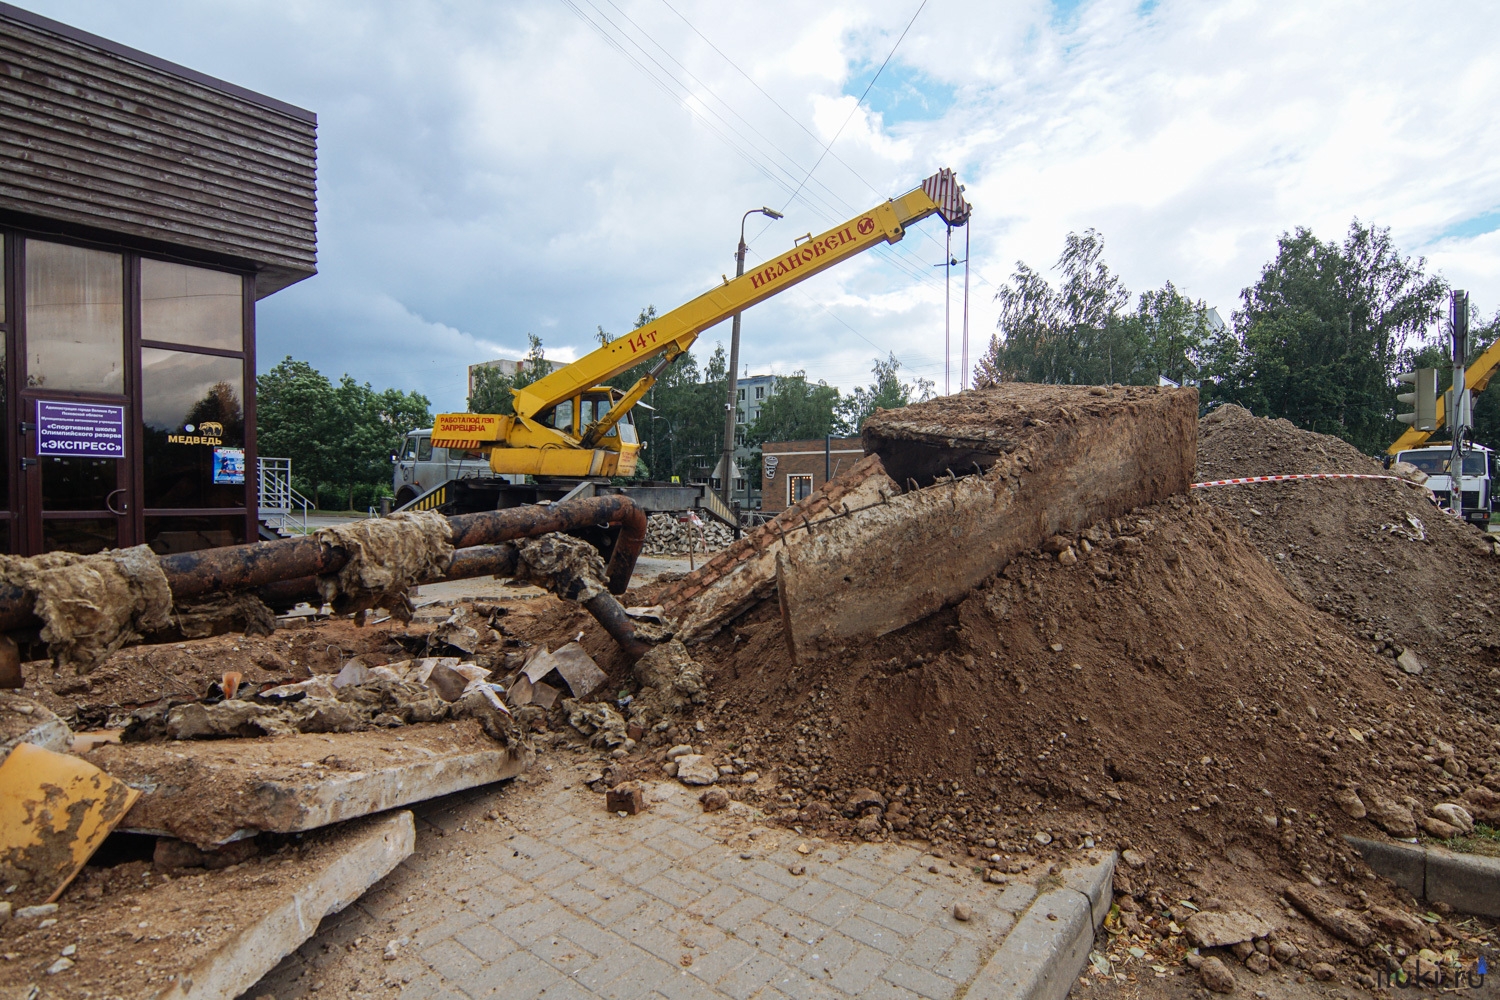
433, 168, 970, 478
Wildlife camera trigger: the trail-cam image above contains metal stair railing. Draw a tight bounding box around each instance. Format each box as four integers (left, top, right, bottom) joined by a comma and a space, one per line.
257, 457, 312, 536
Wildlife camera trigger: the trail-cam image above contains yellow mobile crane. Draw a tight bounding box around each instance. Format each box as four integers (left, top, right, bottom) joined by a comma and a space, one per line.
403, 169, 970, 518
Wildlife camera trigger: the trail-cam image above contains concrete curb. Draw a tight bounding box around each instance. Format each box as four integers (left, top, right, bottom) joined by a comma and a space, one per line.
966, 852, 1116, 1000
1346, 835, 1500, 918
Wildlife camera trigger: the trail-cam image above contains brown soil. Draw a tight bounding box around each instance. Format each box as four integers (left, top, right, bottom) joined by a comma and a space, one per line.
0, 815, 393, 1000
1196, 404, 1500, 718
642, 492, 1500, 982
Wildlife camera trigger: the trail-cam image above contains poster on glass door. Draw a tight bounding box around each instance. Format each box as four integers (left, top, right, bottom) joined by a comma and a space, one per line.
36, 401, 126, 458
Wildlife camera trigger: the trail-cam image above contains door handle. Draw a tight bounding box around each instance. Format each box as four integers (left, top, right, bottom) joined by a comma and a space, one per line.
105, 489, 128, 515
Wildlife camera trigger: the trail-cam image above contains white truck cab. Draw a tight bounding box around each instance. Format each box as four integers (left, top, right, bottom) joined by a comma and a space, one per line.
392, 429, 506, 506
1395, 443, 1495, 526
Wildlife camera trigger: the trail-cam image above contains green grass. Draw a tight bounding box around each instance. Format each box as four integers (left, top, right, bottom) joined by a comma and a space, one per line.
1435, 823, 1500, 857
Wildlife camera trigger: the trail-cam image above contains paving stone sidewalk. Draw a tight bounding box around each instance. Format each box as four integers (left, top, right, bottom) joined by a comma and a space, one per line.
244, 757, 1048, 1000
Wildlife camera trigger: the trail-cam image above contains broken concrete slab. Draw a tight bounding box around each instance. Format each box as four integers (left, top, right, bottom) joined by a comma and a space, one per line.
550, 641, 606, 698
659, 454, 897, 642
0, 811, 414, 1000
0, 692, 70, 759
779, 384, 1197, 658
92, 720, 531, 847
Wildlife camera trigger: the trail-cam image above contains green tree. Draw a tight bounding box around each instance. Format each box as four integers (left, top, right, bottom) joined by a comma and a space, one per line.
837, 354, 933, 433
1202, 220, 1447, 452
256, 357, 337, 506
257, 356, 430, 510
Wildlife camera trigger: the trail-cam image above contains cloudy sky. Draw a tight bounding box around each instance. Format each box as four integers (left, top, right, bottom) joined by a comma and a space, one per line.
23, 0, 1500, 410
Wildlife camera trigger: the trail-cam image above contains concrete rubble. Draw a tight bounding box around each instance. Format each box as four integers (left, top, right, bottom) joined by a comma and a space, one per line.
657, 384, 1197, 659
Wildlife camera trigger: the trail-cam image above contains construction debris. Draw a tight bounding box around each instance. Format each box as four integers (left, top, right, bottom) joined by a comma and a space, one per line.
315, 509, 455, 621
643, 513, 732, 555
0, 744, 139, 906
0, 693, 71, 757
0, 546, 172, 671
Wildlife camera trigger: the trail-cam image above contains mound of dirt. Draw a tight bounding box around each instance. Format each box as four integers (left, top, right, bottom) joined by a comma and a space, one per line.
666, 493, 1499, 979
1197, 404, 1500, 717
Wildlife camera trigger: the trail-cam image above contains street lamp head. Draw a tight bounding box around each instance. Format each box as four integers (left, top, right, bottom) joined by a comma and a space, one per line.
760, 207, 785, 220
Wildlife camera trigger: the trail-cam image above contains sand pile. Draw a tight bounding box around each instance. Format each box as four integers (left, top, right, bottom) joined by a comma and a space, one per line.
1197, 404, 1500, 717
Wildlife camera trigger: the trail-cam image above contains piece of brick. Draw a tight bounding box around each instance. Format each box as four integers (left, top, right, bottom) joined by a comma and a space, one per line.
606, 782, 645, 816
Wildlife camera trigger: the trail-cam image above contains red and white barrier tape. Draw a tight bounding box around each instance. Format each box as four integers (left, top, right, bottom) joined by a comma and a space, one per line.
1190, 473, 1426, 489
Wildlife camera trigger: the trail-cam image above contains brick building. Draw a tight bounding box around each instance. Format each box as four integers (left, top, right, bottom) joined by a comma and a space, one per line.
759, 437, 863, 514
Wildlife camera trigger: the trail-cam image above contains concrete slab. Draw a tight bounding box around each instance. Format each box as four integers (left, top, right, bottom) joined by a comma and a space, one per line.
781, 385, 1197, 658
660, 455, 896, 643
0, 811, 413, 999
0, 691, 70, 759
91, 719, 531, 846
158, 811, 413, 1000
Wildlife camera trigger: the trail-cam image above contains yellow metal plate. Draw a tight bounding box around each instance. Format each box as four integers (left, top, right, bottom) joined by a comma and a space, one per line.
0, 742, 140, 903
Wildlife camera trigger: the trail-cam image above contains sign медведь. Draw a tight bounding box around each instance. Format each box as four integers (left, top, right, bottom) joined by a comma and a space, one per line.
37, 401, 126, 459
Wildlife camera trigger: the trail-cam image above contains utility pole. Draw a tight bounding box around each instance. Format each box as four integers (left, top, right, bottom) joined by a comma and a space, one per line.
720, 207, 783, 509
1450, 289, 1470, 515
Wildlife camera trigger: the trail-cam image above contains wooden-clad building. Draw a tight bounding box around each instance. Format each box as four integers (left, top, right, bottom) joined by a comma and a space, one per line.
0, 2, 317, 555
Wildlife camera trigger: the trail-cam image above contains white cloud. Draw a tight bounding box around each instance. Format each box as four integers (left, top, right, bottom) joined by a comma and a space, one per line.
22, 0, 1500, 411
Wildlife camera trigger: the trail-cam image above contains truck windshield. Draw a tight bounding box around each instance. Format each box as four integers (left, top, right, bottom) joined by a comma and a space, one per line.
1398, 452, 1449, 474
1398, 451, 1489, 476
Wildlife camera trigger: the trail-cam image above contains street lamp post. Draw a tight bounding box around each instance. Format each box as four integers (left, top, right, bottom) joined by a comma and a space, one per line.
720, 206, 783, 510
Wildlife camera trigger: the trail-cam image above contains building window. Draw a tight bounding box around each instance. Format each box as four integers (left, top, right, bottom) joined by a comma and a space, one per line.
141, 259, 243, 351
737, 388, 745, 401
735, 408, 745, 424
788, 474, 813, 504
756, 386, 765, 399
25, 240, 124, 393
733, 477, 745, 492
140, 349, 245, 509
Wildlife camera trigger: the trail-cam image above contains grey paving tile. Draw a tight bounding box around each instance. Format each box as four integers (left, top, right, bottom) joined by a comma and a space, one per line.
827, 943, 889, 996
795, 930, 859, 979
837, 913, 905, 955
572, 943, 654, 996
529, 933, 596, 973
932, 937, 984, 984
468, 947, 569, 999
805, 885, 863, 926
710, 892, 774, 934
716, 949, 795, 1000
683, 934, 756, 986
453, 922, 518, 964
882, 961, 958, 1000
855, 900, 926, 937
420, 938, 486, 983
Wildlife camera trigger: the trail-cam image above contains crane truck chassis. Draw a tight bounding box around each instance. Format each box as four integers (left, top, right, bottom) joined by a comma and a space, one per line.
394, 168, 973, 558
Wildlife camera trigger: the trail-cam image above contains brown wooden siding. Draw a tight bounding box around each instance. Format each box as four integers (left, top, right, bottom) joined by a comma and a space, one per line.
0, 6, 316, 295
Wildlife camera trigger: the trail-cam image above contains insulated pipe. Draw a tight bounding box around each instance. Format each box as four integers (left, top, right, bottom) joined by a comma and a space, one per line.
0, 496, 647, 632
255, 541, 651, 660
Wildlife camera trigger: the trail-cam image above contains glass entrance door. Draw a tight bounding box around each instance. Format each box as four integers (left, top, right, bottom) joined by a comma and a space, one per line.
20, 239, 133, 554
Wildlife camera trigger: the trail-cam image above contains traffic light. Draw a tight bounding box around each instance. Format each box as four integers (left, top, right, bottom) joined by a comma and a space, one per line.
1397, 368, 1439, 431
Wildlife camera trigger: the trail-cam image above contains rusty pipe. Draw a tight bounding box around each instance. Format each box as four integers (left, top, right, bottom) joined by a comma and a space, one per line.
0, 496, 646, 632
256, 541, 650, 659
256, 543, 523, 609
